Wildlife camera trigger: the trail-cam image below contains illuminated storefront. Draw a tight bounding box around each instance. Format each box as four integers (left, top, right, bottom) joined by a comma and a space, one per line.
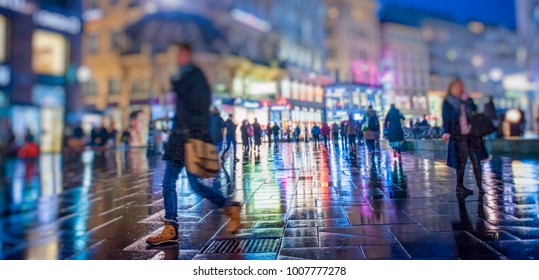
33, 85, 65, 153
2, 1, 82, 151
32, 30, 68, 76
221, 98, 269, 126
324, 83, 384, 123
274, 78, 325, 128
0, 14, 8, 145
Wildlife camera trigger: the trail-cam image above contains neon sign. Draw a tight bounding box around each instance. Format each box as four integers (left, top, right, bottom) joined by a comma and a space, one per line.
271, 105, 290, 111
33, 10, 81, 34
243, 100, 261, 109
0, 0, 26, 13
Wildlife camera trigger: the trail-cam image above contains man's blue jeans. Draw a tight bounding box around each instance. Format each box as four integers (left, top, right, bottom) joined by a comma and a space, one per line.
221, 137, 237, 158
162, 160, 227, 222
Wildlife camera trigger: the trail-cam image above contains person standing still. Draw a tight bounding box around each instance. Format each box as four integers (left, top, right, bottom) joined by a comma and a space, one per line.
240, 120, 250, 151
364, 106, 380, 161
340, 122, 347, 146
273, 122, 281, 145
384, 104, 405, 157
321, 123, 331, 146
209, 107, 225, 153
442, 79, 488, 196
146, 43, 241, 246
347, 115, 357, 150
311, 123, 321, 146
331, 122, 339, 144
253, 118, 262, 151
295, 125, 301, 143
222, 114, 239, 162
266, 124, 272, 146
483, 96, 497, 140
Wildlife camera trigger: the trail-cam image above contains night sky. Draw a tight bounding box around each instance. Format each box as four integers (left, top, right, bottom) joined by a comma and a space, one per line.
379, 0, 516, 29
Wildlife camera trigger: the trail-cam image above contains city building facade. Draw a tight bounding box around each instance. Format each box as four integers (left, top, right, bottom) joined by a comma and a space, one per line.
423, 18, 524, 122
82, 0, 327, 141
323, 0, 382, 123
1, 0, 83, 153
324, 0, 379, 85
516, 0, 539, 132
380, 22, 430, 122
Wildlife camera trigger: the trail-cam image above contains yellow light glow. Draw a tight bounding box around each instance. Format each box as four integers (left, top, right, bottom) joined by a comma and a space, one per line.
32, 30, 68, 76
468, 21, 485, 34
328, 7, 339, 19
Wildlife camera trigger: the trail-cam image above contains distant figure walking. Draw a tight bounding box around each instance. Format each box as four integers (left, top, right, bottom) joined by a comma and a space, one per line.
442, 78, 488, 196
384, 104, 405, 157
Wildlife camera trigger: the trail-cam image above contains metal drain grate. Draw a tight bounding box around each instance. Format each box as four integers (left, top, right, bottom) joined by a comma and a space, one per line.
200, 238, 281, 254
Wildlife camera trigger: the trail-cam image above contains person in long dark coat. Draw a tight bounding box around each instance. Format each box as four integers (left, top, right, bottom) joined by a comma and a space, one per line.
148, 43, 241, 246
240, 120, 249, 151
252, 118, 262, 150
384, 104, 405, 157
442, 79, 488, 196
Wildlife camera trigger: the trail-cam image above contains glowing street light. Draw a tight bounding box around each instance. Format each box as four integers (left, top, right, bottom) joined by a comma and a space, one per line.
471, 55, 484, 68
489, 67, 504, 82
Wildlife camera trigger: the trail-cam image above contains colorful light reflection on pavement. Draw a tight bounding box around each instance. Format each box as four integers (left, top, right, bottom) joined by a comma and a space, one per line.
1, 142, 539, 260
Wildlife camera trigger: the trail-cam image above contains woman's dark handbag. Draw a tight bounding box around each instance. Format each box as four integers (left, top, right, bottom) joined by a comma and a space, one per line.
470, 113, 496, 138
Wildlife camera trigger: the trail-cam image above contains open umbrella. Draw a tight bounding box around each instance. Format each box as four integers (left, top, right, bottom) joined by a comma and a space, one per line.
125, 10, 227, 53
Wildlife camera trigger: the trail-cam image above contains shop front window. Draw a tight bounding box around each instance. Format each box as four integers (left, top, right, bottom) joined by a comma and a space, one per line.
32, 30, 68, 76
83, 80, 98, 96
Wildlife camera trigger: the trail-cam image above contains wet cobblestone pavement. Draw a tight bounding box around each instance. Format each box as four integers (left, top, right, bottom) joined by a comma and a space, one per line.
1, 142, 539, 260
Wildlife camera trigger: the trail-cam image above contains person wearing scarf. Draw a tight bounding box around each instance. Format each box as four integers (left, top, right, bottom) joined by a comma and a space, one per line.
442, 79, 488, 196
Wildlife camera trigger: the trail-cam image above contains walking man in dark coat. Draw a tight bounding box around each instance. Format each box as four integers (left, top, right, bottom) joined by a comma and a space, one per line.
146, 43, 241, 246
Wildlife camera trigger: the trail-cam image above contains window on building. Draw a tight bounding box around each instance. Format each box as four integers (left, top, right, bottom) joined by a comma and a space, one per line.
108, 78, 120, 95
83, 80, 98, 96
132, 80, 148, 94
110, 30, 121, 51
87, 33, 99, 54
32, 30, 68, 76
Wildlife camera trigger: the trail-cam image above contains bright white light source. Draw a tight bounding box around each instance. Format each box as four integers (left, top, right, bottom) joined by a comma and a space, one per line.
506, 109, 521, 124
231, 9, 271, 32
77, 66, 92, 83
489, 67, 504, 82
